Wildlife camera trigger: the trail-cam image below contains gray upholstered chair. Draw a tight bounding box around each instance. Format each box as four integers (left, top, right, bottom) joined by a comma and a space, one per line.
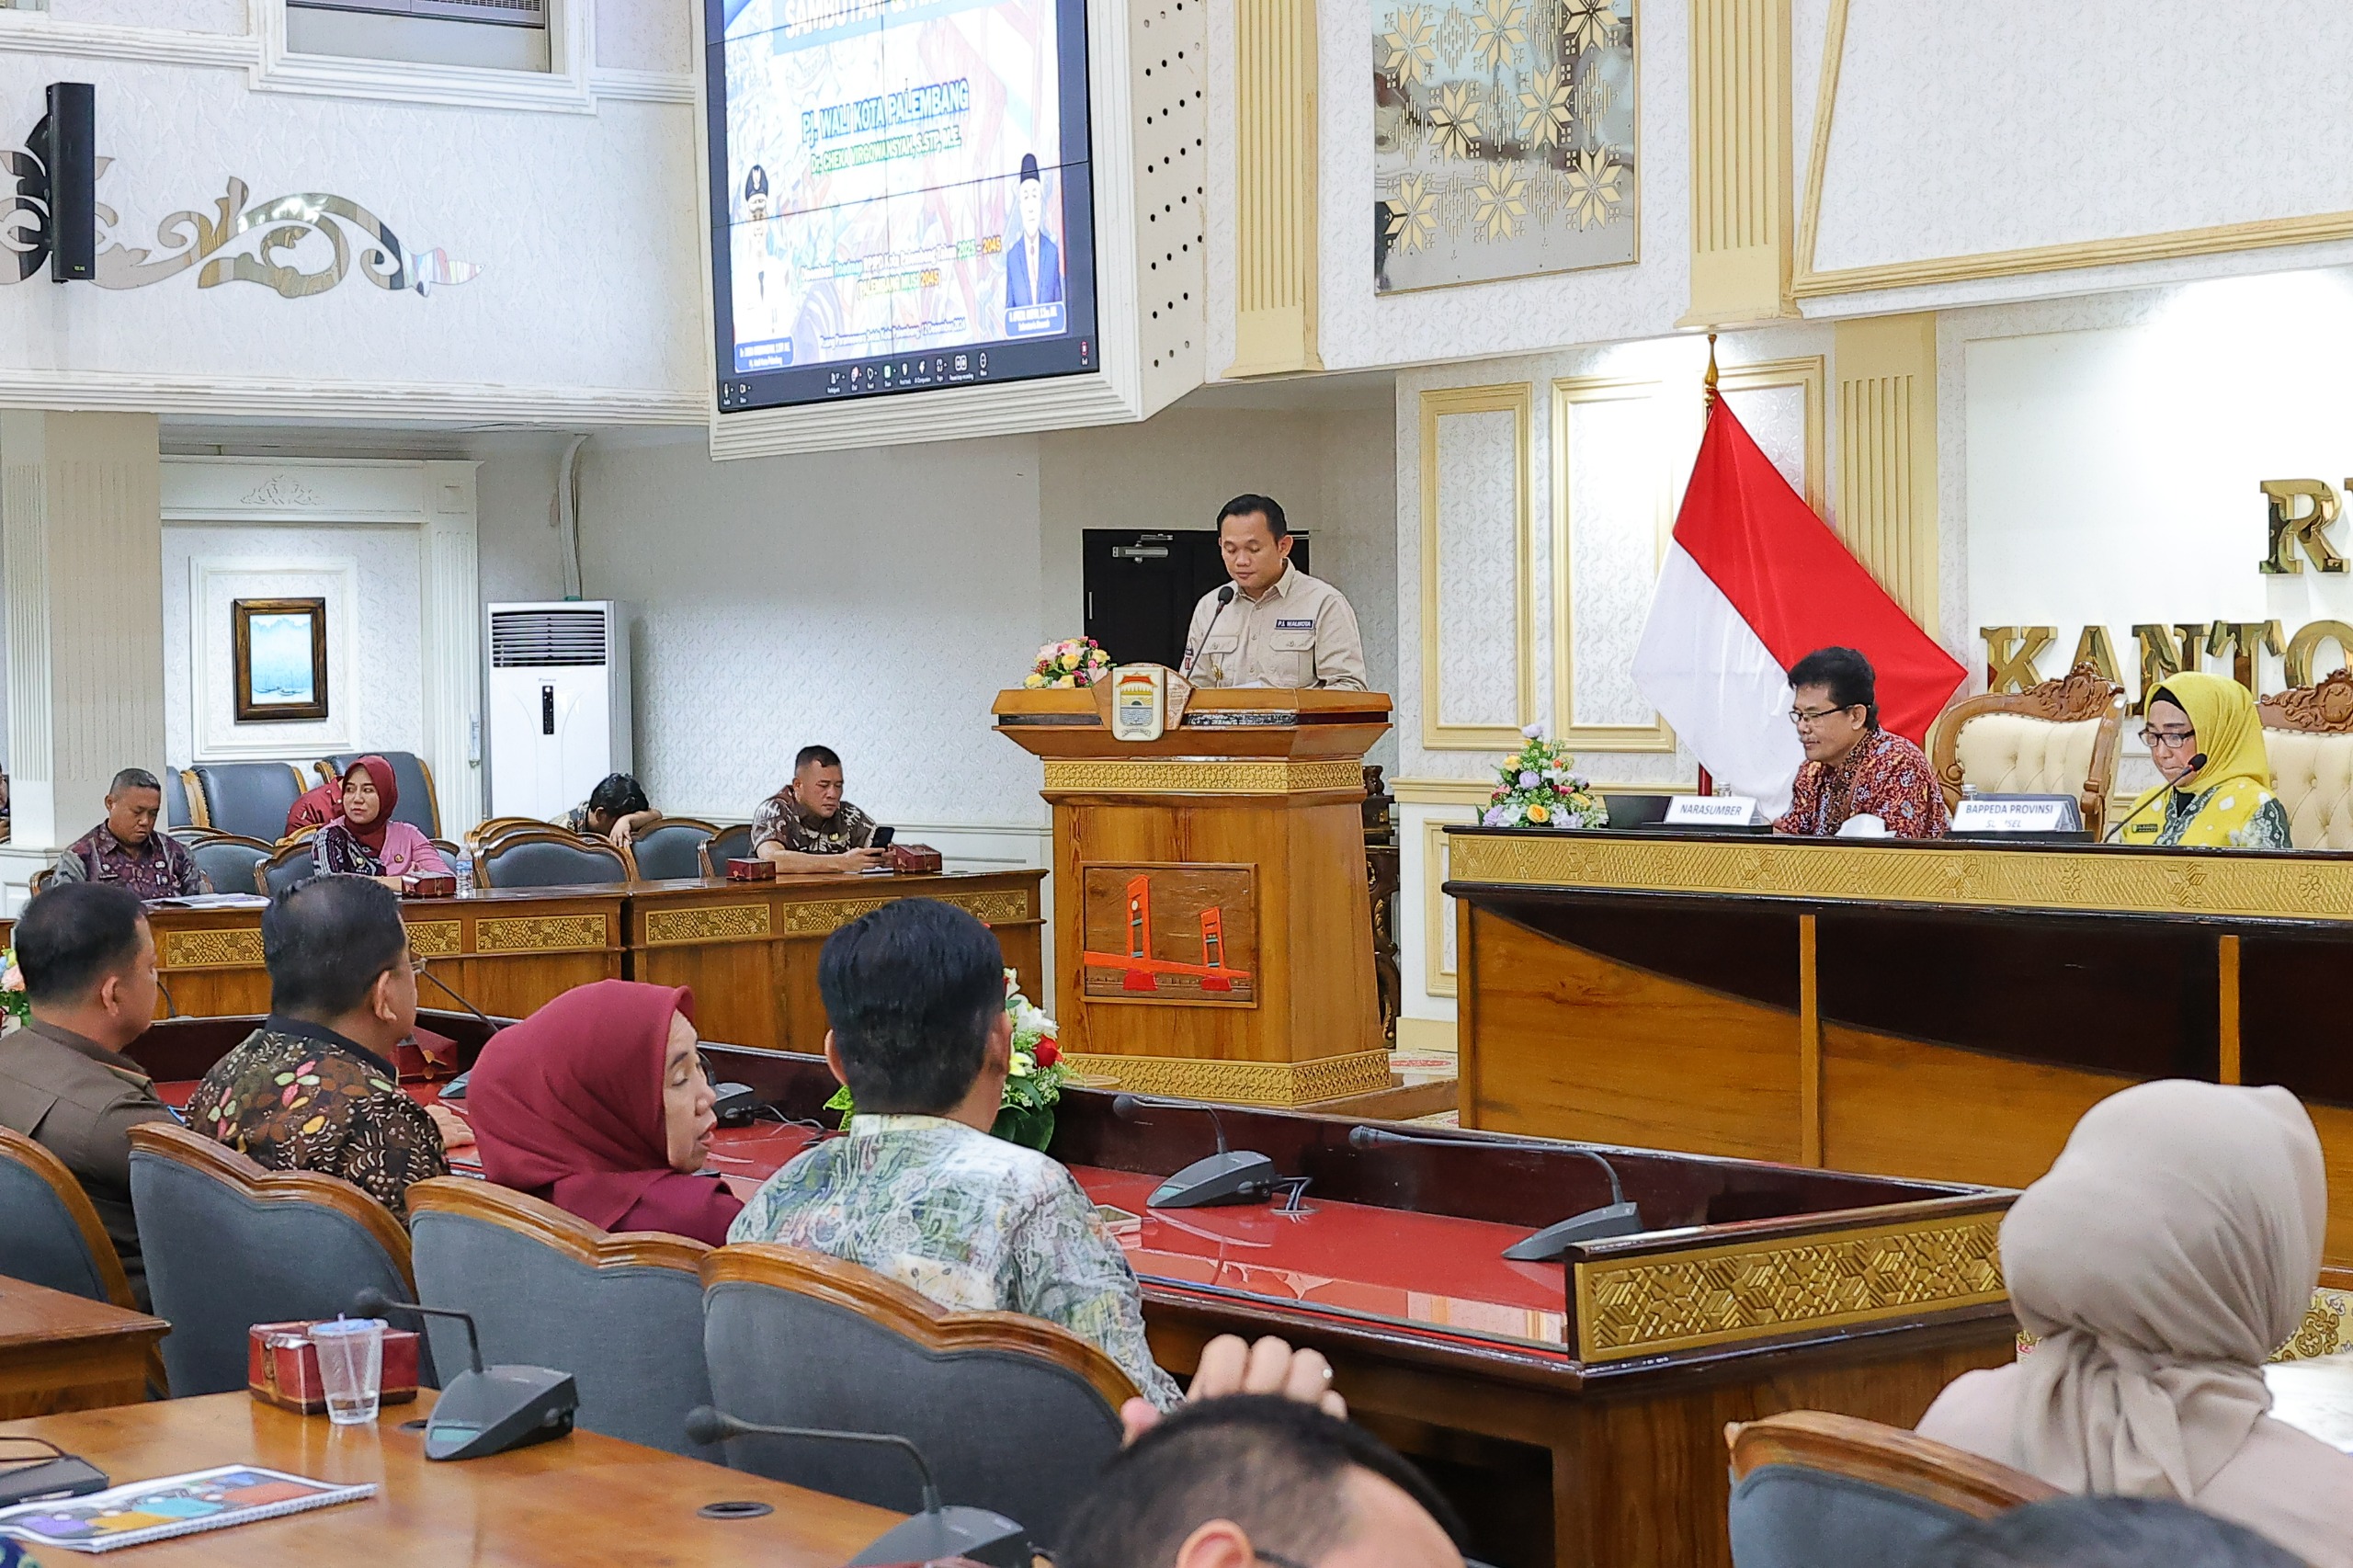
165, 767, 194, 829
409, 1177, 717, 1459
128, 1122, 421, 1397
316, 752, 441, 838
699, 824, 754, 876
188, 834, 275, 897
1724, 1411, 2058, 1568
700, 1243, 1134, 1543
624, 819, 717, 881
478, 828, 629, 890
184, 762, 307, 843
0, 1126, 138, 1305
259, 839, 315, 897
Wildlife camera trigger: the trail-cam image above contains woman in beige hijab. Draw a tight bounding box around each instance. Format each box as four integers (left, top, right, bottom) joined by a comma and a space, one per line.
1916, 1080, 2352, 1566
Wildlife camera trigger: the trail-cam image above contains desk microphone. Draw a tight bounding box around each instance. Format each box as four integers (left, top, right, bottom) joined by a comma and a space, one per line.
416, 968, 503, 1100
1347, 1125, 1644, 1261
2100, 751, 2205, 844
156, 976, 178, 1018
1177, 585, 1236, 682
683, 1404, 1029, 1568
352, 1289, 577, 1460
1113, 1091, 1281, 1208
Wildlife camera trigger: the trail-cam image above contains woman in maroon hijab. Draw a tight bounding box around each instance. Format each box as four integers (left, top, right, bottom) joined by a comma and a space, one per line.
311, 756, 450, 883
462, 980, 740, 1244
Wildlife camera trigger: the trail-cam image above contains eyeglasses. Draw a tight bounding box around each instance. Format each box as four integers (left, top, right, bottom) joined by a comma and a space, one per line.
1788, 705, 1859, 728
2138, 726, 2196, 750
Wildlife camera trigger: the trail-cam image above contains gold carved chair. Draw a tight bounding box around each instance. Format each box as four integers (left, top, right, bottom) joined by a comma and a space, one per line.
2258, 667, 2353, 849
1927, 662, 2126, 836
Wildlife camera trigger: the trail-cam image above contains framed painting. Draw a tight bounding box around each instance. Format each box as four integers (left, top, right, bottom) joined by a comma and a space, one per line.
1077, 862, 1258, 1006
233, 597, 330, 722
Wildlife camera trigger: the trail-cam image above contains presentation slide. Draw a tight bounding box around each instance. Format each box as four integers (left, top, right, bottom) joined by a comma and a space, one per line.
708, 0, 1097, 410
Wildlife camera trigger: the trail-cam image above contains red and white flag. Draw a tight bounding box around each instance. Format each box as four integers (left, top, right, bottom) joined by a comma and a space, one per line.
1631, 396, 1966, 815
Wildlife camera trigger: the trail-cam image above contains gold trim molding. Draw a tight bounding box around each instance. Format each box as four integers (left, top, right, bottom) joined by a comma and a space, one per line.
1682, 0, 1795, 326
1574, 1208, 2005, 1360
776, 889, 1032, 937
404, 920, 462, 959
1225, 0, 1320, 378
1422, 819, 1460, 999
1419, 383, 1537, 752
160, 927, 264, 970
1447, 831, 2353, 925
476, 914, 611, 953
1063, 1049, 1393, 1108
644, 903, 773, 945
1040, 758, 1367, 796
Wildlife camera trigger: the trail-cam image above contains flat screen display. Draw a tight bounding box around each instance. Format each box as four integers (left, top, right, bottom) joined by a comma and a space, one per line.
706, 0, 1097, 413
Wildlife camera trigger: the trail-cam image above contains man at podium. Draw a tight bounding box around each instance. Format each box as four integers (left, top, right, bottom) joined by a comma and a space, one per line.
1180, 494, 1368, 690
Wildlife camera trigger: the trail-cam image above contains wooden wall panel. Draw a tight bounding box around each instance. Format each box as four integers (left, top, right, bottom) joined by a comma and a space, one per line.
2309, 1102, 2353, 1269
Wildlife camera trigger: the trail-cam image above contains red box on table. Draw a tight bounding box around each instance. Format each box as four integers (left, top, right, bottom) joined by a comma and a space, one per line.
401, 874, 456, 898
248, 1321, 422, 1415
725, 858, 774, 881
882, 844, 943, 874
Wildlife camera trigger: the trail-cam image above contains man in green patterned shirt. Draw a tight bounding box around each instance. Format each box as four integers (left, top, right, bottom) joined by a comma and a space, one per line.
730, 897, 1185, 1410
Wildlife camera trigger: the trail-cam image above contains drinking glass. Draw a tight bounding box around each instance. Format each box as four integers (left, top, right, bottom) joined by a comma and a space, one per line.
309, 1317, 386, 1426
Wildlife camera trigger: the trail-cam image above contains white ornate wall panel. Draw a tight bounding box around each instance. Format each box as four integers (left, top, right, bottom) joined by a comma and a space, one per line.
1420, 385, 1534, 749
178, 553, 370, 761
1552, 377, 1671, 749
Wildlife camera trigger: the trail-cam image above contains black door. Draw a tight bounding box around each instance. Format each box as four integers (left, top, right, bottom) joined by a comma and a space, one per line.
1082, 529, 1313, 667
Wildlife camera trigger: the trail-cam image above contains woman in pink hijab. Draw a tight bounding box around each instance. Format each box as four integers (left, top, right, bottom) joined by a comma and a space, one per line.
1916, 1080, 2352, 1566
462, 980, 741, 1245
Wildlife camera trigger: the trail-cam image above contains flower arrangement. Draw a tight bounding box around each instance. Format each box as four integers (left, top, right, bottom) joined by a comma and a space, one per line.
0, 949, 24, 1033
1023, 637, 1114, 688
825, 969, 1074, 1151
1481, 724, 1608, 830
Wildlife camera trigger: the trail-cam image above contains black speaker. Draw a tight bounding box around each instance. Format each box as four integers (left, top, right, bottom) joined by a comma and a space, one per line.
34, 81, 95, 282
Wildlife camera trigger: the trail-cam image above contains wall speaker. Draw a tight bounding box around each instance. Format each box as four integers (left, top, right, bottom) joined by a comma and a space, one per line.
34, 81, 94, 282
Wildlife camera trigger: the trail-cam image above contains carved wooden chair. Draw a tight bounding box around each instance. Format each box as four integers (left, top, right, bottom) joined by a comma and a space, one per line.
407, 1177, 715, 1457
1724, 1411, 2059, 1568
2259, 667, 2353, 850
1927, 662, 2127, 835
127, 1121, 416, 1395
700, 1242, 1136, 1541
699, 823, 755, 877
621, 818, 719, 882
256, 838, 316, 896
465, 815, 555, 862
477, 827, 630, 890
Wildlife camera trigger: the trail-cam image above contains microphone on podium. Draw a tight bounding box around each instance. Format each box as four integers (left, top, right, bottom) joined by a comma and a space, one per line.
682, 1405, 1030, 1568
351, 1289, 577, 1460
2101, 750, 2205, 844
1177, 585, 1236, 682
1113, 1091, 1281, 1208
1347, 1125, 1644, 1261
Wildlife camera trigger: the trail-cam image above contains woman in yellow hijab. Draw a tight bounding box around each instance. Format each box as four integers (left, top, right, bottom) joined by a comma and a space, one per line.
2113, 672, 2290, 848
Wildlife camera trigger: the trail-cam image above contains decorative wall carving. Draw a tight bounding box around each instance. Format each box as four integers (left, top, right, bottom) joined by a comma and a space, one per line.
404, 920, 462, 958
1061, 1048, 1393, 1107
476, 914, 610, 953
774, 889, 1030, 937
160, 927, 265, 970
644, 903, 773, 945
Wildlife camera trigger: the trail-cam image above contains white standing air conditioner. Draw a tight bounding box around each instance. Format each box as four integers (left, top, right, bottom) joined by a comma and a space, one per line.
486, 601, 633, 820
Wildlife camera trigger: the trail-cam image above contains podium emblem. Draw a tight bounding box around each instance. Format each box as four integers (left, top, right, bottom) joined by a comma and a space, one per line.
1078, 863, 1256, 1005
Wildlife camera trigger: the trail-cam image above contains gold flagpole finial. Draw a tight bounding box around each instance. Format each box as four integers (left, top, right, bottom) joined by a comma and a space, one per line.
1703, 332, 1720, 405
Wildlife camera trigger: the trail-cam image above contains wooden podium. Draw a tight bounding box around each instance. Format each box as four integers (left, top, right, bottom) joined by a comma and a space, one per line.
994, 686, 1393, 1107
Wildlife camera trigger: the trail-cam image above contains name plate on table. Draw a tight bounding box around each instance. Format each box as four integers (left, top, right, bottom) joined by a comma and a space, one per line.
1664, 796, 1766, 828
1949, 795, 2085, 835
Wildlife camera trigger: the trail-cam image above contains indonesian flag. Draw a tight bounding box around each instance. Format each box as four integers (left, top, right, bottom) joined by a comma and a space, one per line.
1631, 396, 1966, 816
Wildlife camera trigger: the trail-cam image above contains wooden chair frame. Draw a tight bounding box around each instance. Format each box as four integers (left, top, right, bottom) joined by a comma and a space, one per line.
1928, 661, 2126, 835
1725, 1410, 2060, 1518
702, 1242, 1139, 1413
407, 1176, 710, 1270
0, 1126, 169, 1394
475, 827, 630, 891
313, 755, 445, 840
126, 1121, 415, 1293
699, 824, 756, 880
465, 815, 556, 862
618, 817, 719, 882
2259, 666, 2353, 733
256, 838, 315, 895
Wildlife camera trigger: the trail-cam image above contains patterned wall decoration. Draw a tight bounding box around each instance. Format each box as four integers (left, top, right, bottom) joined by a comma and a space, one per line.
1374, 0, 1638, 292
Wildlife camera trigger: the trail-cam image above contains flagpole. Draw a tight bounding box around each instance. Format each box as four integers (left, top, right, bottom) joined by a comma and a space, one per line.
1703, 332, 1719, 407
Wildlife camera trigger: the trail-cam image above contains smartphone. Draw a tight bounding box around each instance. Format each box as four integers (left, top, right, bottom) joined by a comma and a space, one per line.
871, 825, 896, 848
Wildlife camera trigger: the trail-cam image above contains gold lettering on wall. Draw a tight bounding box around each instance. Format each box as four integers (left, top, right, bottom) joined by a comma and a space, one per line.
2286, 619, 2353, 687
2131, 623, 2193, 715
2069, 625, 2121, 688
2206, 620, 2284, 688
1979, 625, 2054, 693
2260, 480, 2348, 574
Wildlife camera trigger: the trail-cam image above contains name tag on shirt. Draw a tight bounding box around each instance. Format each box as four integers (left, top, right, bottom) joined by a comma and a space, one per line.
1275, 618, 1314, 631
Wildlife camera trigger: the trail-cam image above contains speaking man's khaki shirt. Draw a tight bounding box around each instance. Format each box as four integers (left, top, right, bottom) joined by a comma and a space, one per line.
0, 1018, 176, 1305
1180, 563, 1369, 690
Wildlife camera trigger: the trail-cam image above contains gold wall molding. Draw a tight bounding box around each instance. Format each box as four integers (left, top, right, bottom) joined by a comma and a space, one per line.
1226, 0, 1321, 377
1551, 374, 1677, 753
1392, 777, 1499, 806
1791, 0, 2353, 298
1682, 0, 1795, 326
776, 889, 1032, 937
1063, 1048, 1392, 1107
476, 914, 611, 953
1421, 817, 1461, 998
1834, 313, 1938, 631
404, 920, 461, 959
1419, 383, 1537, 752
644, 903, 773, 946
1040, 758, 1366, 795
1447, 828, 2353, 925
1574, 1207, 2005, 1360
160, 927, 264, 970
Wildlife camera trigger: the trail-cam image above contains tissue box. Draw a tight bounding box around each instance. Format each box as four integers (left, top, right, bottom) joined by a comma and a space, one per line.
725, 858, 775, 881
400, 874, 456, 899
883, 844, 943, 874
248, 1321, 422, 1415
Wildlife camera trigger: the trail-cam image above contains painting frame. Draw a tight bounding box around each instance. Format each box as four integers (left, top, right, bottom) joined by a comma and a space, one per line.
232, 597, 330, 722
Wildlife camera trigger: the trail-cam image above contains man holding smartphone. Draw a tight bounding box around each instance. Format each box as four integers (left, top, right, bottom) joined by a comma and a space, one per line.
750, 745, 889, 873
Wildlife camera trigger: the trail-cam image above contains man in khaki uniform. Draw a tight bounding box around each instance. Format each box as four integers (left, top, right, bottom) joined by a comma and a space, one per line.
1180, 494, 1369, 690
0, 883, 174, 1307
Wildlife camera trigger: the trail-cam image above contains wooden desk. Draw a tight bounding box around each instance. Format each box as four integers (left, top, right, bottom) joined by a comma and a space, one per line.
0, 1276, 166, 1419
1444, 828, 2353, 1270
0, 1392, 899, 1566
626, 870, 1047, 1054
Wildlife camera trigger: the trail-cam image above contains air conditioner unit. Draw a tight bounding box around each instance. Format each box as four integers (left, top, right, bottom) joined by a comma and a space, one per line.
486, 601, 632, 821
287, 0, 545, 28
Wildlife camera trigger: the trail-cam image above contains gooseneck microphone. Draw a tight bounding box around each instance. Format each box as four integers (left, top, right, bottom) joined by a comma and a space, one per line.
1113, 1091, 1280, 1208
1177, 585, 1237, 682
1347, 1125, 1644, 1261
2100, 751, 2206, 844
352, 1289, 577, 1460
683, 1405, 1030, 1568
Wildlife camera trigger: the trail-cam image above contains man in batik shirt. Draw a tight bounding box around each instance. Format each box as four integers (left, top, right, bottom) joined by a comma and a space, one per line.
1772, 646, 1949, 840
188, 877, 452, 1220
749, 744, 887, 874
730, 897, 1184, 1411
52, 768, 207, 900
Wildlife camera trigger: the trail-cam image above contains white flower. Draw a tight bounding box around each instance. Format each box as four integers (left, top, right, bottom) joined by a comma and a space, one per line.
1518, 770, 1540, 788
1521, 722, 1547, 740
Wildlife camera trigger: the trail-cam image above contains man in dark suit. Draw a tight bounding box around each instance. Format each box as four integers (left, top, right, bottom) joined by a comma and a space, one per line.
1006, 153, 1063, 308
